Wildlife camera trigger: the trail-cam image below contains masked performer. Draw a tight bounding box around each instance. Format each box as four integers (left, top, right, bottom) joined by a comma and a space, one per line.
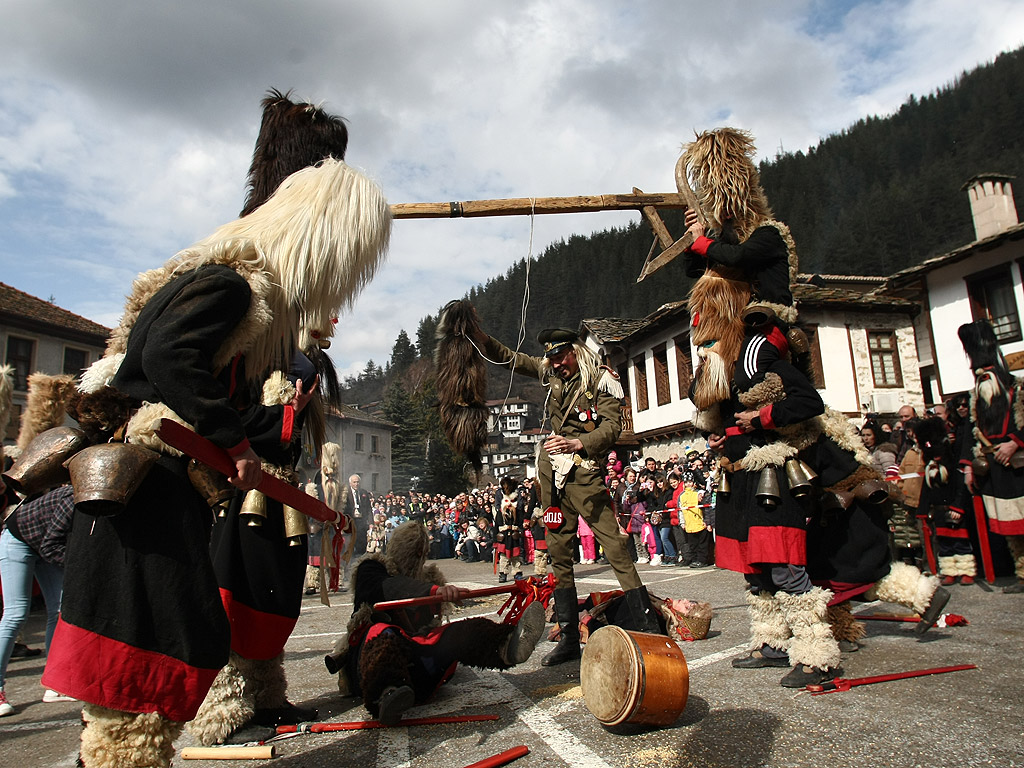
41, 148, 390, 767
495, 475, 527, 583
448, 311, 661, 667
681, 128, 946, 688
958, 320, 1024, 593
325, 522, 545, 724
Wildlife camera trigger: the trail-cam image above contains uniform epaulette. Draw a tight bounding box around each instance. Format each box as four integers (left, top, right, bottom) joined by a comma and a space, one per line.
598, 366, 624, 399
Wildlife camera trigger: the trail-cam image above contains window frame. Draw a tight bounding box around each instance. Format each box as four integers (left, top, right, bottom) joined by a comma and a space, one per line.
632, 354, 649, 412
866, 329, 903, 388
966, 263, 1022, 343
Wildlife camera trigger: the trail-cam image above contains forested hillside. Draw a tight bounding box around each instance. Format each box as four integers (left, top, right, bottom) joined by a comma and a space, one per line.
343, 45, 1024, 453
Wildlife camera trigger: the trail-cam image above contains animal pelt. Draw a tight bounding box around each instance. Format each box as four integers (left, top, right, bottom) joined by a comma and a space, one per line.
869, 561, 937, 615
0, 365, 13, 465
240, 89, 349, 218
66, 386, 134, 444
738, 371, 786, 409
15, 373, 76, 454
358, 631, 414, 715
187, 655, 252, 746
687, 270, 750, 409
745, 590, 791, 652
690, 348, 733, 413
677, 127, 773, 243
80, 704, 184, 768
776, 587, 841, 671
825, 601, 866, 643
435, 300, 488, 471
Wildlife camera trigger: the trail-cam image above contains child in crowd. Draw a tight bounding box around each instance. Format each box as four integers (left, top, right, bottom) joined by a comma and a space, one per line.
677, 472, 713, 568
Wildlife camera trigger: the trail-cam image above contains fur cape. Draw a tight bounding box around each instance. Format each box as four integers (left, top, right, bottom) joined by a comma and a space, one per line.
15, 373, 76, 454
434, 300, 488, 471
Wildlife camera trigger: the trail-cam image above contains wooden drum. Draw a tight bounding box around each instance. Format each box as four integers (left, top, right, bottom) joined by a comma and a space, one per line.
580, 625, 689, 727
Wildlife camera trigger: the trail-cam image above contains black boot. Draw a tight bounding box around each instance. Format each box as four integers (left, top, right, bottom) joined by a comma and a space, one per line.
542, 589, 581, 666
623, 586, 663, 634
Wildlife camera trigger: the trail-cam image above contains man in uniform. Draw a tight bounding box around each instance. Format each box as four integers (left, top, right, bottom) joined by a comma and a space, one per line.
470, 326, 660, 666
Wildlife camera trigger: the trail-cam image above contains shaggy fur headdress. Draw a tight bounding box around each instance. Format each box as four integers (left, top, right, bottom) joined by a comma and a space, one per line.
959, 320, 1013, 388
435, 300, 488, 472
677, 127, 773, 242
240, 89, 349, 217
15, 373, 77, 454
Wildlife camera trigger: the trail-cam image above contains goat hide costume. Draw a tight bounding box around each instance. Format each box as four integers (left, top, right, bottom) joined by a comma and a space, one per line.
435, 299, 489, 472
42, 141, 390, 767
325, 522, 545, 724
958, 320, 1024, 589
189, 90, 355, 746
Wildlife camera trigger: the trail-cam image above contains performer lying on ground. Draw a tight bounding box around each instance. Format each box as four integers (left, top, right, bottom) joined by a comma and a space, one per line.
325, 522, 545, 724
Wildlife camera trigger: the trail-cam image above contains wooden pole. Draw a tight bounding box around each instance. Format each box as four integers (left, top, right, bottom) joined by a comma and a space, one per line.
180, 745, 275, 760
390, 192, 687, 220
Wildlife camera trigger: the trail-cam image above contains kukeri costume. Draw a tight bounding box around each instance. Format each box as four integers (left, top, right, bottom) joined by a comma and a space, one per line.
41, 154, 390, 768
958, 320, 1024, 592
325, 522, 545, 725
681, 128, 946, 687
495, 482, 528, 582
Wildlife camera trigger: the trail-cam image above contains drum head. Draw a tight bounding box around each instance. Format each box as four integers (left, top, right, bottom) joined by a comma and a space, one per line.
580, 625, 640, 725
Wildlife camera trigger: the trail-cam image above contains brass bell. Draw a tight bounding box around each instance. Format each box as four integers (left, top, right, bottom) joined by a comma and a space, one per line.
240, 489, 268, 527
4, 426, 88, 496
799, 460, 818, 484
971, 456, 991, 477
283, 504, 308, 546
717, 469, 731, 497
65, 443, 159, 516
187, 460, 235, 517
854, 479, 889, 505
832, 490, 856, 510
784, 458, 813, 497
755, 466, 781, 507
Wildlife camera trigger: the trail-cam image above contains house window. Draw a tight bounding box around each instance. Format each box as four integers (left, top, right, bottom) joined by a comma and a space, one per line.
673, 335, 692, 399
371, 435, 379, 454
63, 347, 89, 377
355, 432, 364, 452
867, 330, 903, 387
633, 355, 649, 412
652, 344, 670, 406
5, 336, 34, 391
805, 325, 825, 389
967, 264, 1021, 342
371, 473, 379, 492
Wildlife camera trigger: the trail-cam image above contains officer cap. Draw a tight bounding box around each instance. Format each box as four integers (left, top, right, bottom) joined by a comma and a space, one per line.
537, 328, 578, 358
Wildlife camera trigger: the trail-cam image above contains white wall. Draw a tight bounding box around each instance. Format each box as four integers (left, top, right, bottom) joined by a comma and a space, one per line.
628, 328, 697, 434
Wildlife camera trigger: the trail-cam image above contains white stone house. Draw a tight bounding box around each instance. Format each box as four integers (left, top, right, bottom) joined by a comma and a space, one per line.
1, 282, 109, 443
885, 174, 1024, 403
306, 404, 395, 494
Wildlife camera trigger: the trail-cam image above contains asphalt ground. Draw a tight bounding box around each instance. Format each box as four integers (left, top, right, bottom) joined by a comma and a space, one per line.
2, 556, 1022, 768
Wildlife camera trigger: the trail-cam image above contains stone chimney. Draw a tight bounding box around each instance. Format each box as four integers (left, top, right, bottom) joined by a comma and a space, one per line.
962, 173, 1019, 240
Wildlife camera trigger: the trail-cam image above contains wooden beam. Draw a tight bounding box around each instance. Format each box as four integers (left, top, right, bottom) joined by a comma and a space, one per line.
390, 191, 688, 219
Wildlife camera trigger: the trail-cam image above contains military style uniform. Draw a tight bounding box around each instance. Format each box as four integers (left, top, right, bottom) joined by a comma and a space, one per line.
481, 336, 640, 592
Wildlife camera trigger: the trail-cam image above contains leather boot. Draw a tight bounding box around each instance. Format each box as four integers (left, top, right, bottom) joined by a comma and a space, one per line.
623, 585, 663, 634
541, 589, 581, 666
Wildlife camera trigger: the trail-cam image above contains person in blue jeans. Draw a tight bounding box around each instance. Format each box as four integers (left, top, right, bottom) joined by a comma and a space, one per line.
0, 483, 76, 716
650, 473, 679, 565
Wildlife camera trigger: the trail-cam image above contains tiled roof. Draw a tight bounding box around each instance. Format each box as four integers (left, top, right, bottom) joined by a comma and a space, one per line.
886, 222, 1024, 288
582, 317, 649, 343
0, 281, 110, 342
328, 403, 396, 429
792, 283, 919, 314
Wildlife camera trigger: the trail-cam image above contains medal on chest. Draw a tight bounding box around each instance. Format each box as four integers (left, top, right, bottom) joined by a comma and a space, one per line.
577, 404, 598, 432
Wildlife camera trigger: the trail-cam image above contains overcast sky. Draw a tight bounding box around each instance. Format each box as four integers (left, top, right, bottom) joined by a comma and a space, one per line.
1, 1, 1022, 378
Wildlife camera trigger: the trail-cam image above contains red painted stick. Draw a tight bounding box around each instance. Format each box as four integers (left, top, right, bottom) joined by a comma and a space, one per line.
857, 613, 920, 622
374, 584, 516, 611
972, 495, 995, 583
276, 713, 499, 733
157, 418, 345, 525
462, 745, 530, 768
807, 664, 977, 695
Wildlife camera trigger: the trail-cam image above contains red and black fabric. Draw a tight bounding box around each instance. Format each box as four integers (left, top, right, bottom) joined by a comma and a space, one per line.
495, 491, 528, 560
684, 224, 793, 308
714, 359, 825, 574
42, 456, 230, 723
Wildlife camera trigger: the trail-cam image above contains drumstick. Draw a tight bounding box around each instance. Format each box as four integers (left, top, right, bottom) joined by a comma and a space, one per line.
180, 745, 275, 760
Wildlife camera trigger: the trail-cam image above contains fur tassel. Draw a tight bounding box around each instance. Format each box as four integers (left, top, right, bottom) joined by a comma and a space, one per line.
435, 300, 488, 471
15, 373, 76, 454
124, 402, 189, 456
81, 704, 183, 768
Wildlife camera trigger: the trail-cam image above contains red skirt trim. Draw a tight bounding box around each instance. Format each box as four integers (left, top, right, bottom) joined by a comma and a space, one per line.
220, 588, 298, 660
41, 617, 220, 722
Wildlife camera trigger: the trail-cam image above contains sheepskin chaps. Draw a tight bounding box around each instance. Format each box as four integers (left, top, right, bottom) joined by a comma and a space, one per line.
15, 372, 76, 454
435, 300, 488, 471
